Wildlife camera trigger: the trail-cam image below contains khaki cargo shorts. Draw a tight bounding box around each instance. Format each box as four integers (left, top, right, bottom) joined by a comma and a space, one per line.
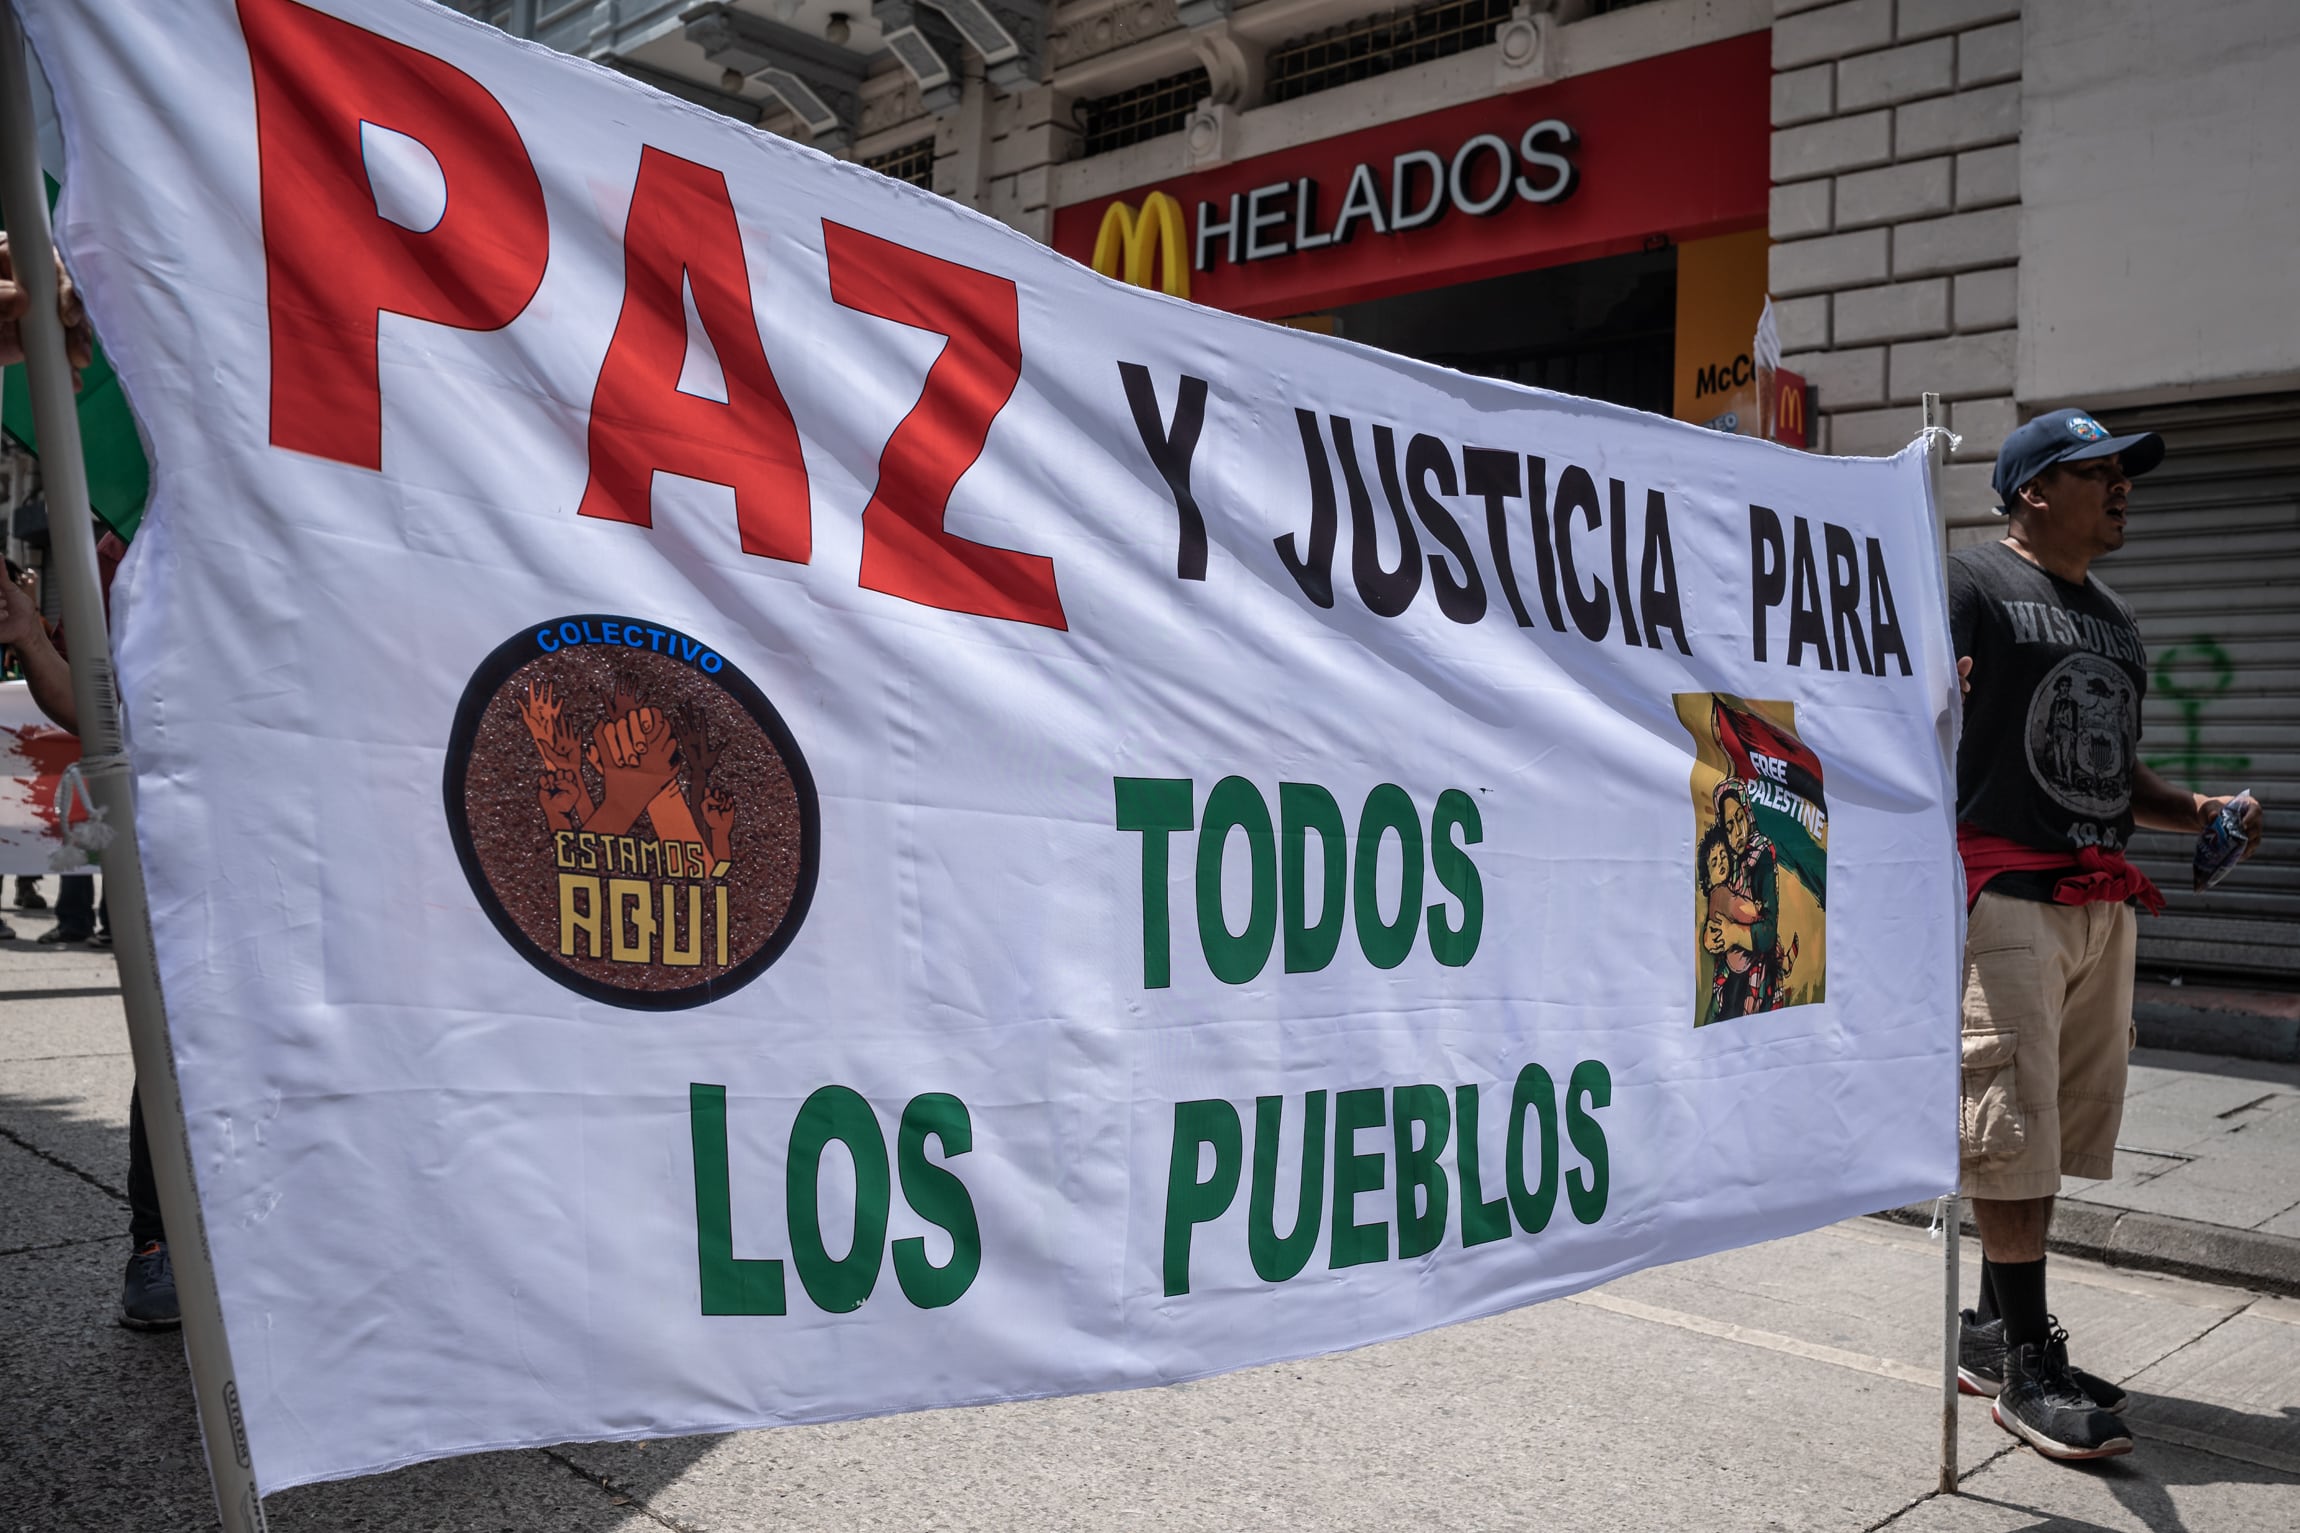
1959, 890, 2137, 1200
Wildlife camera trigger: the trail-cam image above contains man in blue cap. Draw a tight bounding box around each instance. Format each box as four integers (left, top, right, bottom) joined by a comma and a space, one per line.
1949, 409, 2264, 1461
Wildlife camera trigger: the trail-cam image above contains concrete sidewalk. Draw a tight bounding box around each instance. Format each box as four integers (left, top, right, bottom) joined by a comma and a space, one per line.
1880, 1045, 2300, 1298
5, 901, 2299, 1529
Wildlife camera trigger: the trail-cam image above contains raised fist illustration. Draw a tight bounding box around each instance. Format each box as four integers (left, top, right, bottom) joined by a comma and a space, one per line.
701, 787, 737, 866
537, 768, 586, 831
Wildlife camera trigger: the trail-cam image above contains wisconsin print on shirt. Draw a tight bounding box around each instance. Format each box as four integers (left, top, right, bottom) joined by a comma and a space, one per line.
1950, 541, 2150, 861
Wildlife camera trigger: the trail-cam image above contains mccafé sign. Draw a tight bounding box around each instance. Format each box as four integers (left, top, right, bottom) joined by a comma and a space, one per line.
1053, 32, 1770, 320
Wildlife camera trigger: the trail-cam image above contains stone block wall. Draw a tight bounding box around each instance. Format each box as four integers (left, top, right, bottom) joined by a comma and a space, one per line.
1768, 0, 2022, 528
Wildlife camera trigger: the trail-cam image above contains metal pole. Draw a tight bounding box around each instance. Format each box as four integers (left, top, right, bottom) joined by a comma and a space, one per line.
1939, 1204, 1961, 1493
1922, 390, 1959, 1496
0, 12, 267, 1530
510, 0, 539, 39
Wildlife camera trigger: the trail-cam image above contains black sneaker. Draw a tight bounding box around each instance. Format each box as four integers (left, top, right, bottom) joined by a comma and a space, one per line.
1961, 1313, 2128, 1412
1957, 1309, 2007, 1396
1993, 1341, 2133, 1461
120, 1240, 181, 1331
2047, 1322, 2129, 1414
89, 928, 111, 949
14, 882, 46, 910
38, 925, 92, 945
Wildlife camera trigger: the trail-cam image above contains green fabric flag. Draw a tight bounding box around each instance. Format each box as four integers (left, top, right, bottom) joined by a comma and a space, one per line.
1, 174, 148, 542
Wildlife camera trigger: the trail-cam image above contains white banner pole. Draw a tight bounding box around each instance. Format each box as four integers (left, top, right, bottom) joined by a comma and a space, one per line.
1922, 389, 1960, 1495
0, 10, 267, 1528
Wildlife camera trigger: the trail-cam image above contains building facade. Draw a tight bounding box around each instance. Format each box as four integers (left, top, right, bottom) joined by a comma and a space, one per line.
446, 0, 1798, 483
449, 0, 2296, 982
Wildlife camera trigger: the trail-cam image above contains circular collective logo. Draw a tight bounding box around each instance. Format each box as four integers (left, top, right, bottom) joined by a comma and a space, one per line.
442, 616, 819, 1010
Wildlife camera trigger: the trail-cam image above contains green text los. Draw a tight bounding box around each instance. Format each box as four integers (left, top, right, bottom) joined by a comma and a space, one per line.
688, 1083, 981, 1317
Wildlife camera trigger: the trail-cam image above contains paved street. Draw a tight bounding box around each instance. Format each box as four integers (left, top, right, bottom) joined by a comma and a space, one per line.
5, 893, 2297, 1531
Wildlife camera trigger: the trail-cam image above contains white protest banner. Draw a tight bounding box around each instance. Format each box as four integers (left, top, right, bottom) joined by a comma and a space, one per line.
23, 0, 1961, 1492
0, 677, 81, 874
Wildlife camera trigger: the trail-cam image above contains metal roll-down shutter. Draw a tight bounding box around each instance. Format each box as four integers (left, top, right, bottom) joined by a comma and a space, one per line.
2097, 393, 2300, 983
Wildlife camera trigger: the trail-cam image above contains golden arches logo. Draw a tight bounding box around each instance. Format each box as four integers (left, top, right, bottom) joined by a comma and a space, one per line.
1091, 191, 1191, 300
1776, 375, 1806, 441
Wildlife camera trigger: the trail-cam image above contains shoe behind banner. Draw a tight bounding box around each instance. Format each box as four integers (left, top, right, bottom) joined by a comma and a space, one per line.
119, 1240, 179, 1330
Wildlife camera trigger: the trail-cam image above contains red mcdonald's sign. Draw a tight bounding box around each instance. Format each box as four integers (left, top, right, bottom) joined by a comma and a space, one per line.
1052, 33, 1769, 320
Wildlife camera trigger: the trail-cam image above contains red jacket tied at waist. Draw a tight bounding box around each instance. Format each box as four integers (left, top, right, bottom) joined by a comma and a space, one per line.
1957, 823, 2165, 915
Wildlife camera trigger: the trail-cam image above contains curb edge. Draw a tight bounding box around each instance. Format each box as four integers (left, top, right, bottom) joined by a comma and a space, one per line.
2136, 1006, 2300, 1066
1870, 1200, 2300, 1299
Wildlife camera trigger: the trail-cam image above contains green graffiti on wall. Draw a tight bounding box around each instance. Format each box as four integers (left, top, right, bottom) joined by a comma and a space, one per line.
2145, 636, 2251, 790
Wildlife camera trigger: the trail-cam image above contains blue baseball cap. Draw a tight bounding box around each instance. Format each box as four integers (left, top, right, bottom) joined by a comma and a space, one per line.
1991, 408, 2164, 513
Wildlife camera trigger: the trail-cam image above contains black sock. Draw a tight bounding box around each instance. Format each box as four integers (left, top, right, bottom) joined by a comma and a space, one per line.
1990, 1256, 2049, 1351
1976, 1259, 2000, 1324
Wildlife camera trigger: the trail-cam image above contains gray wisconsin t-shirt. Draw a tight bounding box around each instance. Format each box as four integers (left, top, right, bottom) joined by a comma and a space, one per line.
1949, 540, 2149, 877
